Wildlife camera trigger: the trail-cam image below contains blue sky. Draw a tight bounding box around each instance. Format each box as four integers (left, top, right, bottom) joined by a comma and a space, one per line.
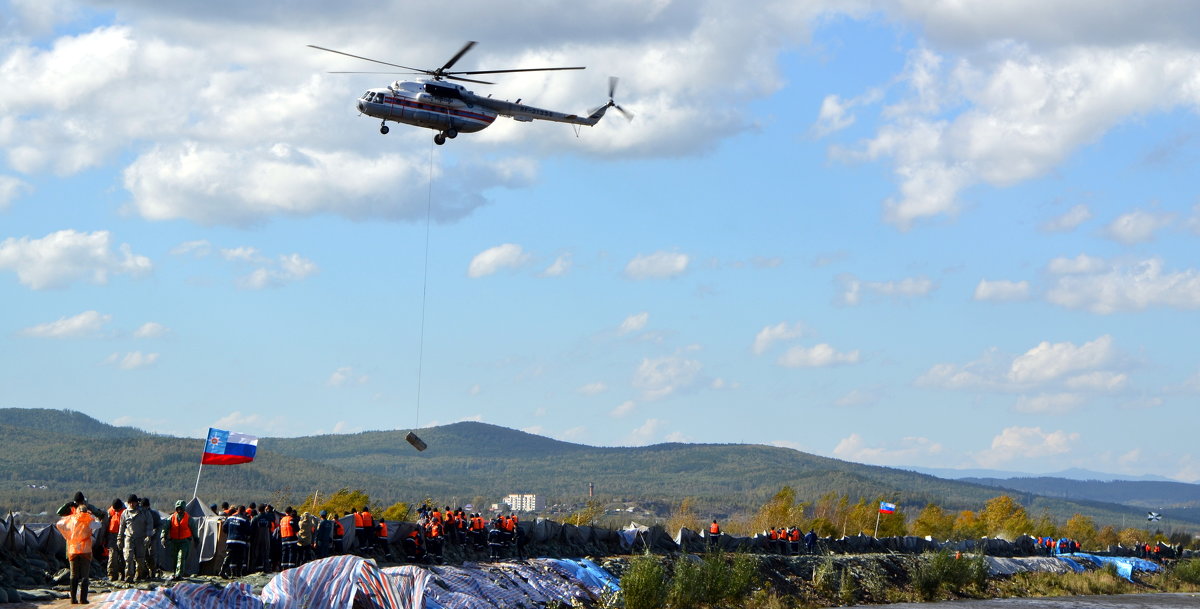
3, 1, 1199, 481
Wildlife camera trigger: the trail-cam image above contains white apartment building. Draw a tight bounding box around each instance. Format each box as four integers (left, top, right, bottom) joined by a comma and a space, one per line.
502, 493, 544, 512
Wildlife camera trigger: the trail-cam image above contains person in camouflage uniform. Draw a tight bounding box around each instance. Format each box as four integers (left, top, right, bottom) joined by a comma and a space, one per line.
117, 494, 151, 582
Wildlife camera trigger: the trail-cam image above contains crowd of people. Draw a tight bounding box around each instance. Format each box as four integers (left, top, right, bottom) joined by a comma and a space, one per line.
51, 488, 541, 599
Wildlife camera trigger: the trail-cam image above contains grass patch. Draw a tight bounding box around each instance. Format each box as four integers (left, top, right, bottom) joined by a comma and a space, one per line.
908, 550, 989, 600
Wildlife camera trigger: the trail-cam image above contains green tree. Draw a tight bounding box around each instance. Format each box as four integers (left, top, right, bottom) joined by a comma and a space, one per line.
304, 488, 371, 517
980, 495, 1031, 539
1029, 510, 1058, 538
1096, 524, 1119, 549
911, 504, 955, 539
953, 510, 987, 539
1063, 513, 1098, 549
666, 497, 704, 534
380, 501, 412, 522
751, 486, 807, 532
567, 499, 603, 526
844, 498, 876, 536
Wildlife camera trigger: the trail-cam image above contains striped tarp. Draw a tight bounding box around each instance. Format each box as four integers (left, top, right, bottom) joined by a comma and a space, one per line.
104, 582, 261, 609
98, 555, 618, 609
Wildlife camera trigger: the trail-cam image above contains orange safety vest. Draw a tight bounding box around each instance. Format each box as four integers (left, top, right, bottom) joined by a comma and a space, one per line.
768, 529, 778, 540
168, 512, 193, 540
353, 512, 364, 528
789, 529, 801, 542
108, 507, 124, 534
471, 517, 485, 531
431, 510, 442, 523
280, 515, 296, 538
428, 522, 442, 538
710, 522, 720, 535
377, 522, 389, 539
360, 511, 374, 528
334, 520, 345, 536
57, 509, 96, 557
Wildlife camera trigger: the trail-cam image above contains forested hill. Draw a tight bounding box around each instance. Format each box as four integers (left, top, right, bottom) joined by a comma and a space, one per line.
962, 476, 1200, 524
2, 408, 1194, 531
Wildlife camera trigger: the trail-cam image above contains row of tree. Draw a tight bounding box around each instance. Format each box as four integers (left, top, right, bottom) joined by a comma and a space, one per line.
670, 487, 1194, 550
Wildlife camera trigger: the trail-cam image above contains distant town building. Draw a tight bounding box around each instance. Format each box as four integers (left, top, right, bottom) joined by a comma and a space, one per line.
503, 493, 544, 512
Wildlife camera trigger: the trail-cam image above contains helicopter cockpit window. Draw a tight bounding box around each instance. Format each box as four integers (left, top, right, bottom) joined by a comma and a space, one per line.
364, 92, 375, 101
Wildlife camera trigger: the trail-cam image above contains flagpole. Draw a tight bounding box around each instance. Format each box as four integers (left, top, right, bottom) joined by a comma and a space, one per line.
874, 510, 881, 537
192, 462, 204, 500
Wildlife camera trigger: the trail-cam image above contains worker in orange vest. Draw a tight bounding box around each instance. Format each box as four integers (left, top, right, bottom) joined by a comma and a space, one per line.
165, 500, 194, 578
279, 507, 299, 570
376, 519, 392, 561
708, 520, 721, 549
358, 506, 374, 552
55, 493, 97, 604
426, 518, 443, 563
332, 514, 345, 555
105, 499, 126, 581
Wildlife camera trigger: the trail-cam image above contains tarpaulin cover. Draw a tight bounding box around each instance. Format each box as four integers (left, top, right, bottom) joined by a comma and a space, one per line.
105, 582, 261, 609
98, 555, 619, 609
1073, 552, 1162, 582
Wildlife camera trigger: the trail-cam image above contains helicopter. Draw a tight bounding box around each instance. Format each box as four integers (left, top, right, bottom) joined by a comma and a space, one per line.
309, 41, 632, 145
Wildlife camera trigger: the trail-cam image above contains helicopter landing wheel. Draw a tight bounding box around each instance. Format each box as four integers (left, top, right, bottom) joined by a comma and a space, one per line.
380, 124, 389, 135
446, 129, 458, 139
434, 133, 446, 145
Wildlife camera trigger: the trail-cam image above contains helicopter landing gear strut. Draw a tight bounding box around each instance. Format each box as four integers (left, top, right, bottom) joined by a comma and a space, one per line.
379, 121, 389, 135
433, 129, 458, 146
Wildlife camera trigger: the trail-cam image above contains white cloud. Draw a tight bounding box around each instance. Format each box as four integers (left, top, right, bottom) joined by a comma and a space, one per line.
811, 89, 883, 137
973, 279, 1030, 302
838, 274, 935, 305
578, 381, 608, 395
918, 336, 1128, 406
1046, 254, 1108, 275
103, 351, 160, 370
835, 388, 879, 408
1014, 392, 1084, 414
632, 355, 702, 400
559, 426, 587, 442
625, 251, 689, 280
975, 426, 1079, 467
1103, 208, 1175, 244
221, 246, 263, 262
618, 312, 649, 335
833, 433, 943, 465
1041, 204, 1092, 232
752, 321, 806, 355
1008, 335, 1116, 384
777, 343, 860, 368
236, 253, 318, 289
1064, 371, 1128, 392
838, 39, 1200, 229
170, 240, 212, 257
468, 243, 532, 278
628, 418, 665, 445
327, 366, 368, 387
132, 322, 169, 339
610, 400, 636, 417
541, 253, 572, 277
20, 310, 112, 338
0, 230, 151, 290
0, 175, 32, 210
1046, 257, 1200, 314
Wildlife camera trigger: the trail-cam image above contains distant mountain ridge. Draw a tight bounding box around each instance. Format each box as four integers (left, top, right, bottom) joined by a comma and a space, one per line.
904, 465, 1178, 483
2, 408, 1196, 531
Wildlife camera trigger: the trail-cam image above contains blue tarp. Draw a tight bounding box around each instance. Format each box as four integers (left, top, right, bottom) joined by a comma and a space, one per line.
1073, 552, 1162, 581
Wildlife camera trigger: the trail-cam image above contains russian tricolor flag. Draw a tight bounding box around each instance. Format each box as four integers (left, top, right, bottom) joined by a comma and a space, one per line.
879, 501, 897, 514
201, 428, 258, 465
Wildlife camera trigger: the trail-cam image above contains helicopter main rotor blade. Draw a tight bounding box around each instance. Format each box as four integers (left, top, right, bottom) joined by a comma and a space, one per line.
445, 75, 495, 85
438, 41, 477, 74
308, 45, 430, 75
449, 66, 585, 76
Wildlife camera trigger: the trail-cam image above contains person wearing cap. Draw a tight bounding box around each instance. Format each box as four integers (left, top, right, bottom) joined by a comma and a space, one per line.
55, 493, 99, 603
118, 494, 151, 582
315, 510, 334, 558
220, 505, 250, 577
165, 500, 194, 578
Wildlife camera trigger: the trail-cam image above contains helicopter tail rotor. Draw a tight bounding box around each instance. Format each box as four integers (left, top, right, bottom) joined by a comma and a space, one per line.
589, 76, 634, 122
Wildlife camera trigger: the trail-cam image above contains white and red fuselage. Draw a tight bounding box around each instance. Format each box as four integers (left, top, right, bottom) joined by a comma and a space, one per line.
356, 79, 609, 139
